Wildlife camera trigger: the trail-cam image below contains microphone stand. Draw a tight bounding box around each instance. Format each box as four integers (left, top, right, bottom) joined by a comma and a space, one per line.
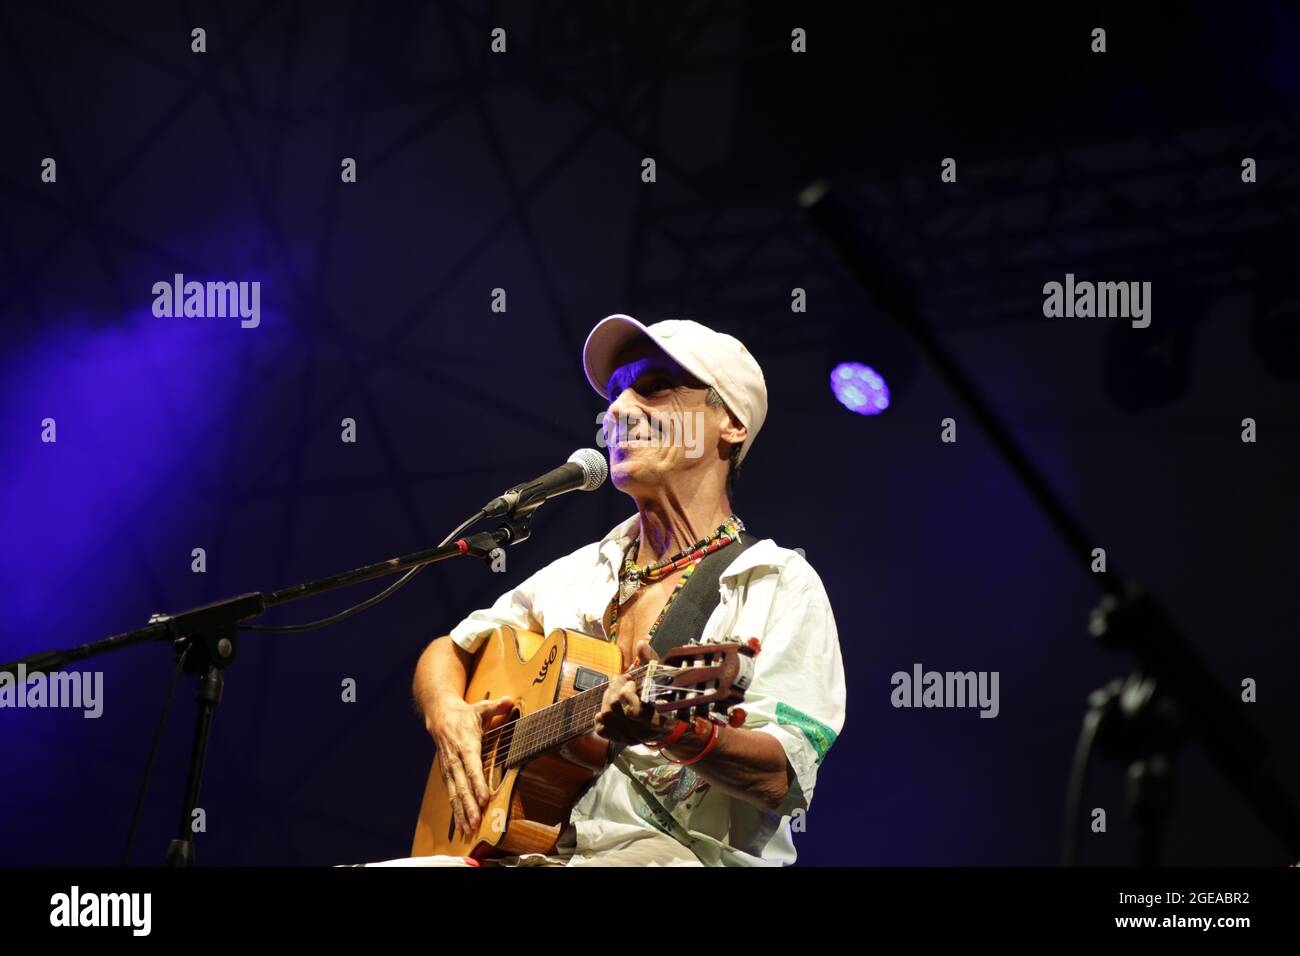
0, 507, 541, 866
799, 179, 1300, 864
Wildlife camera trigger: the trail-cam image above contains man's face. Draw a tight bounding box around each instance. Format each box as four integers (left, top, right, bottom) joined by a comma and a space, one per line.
602, 339, 724, 493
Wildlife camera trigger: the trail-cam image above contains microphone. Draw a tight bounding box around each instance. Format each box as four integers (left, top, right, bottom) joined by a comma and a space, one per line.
481, 449, 608, 518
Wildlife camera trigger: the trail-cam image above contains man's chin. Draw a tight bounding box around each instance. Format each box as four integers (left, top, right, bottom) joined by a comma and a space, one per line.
610, 459, 655, 492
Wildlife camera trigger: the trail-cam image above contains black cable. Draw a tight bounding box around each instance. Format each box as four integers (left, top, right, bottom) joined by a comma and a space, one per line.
1062, 707, 1104, 867
239, 564, 427, 632
238, 510, 487, 634
123, 642, 190, 866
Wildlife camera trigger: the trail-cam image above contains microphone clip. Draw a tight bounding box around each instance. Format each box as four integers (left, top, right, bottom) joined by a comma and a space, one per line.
497, 506, 537, 547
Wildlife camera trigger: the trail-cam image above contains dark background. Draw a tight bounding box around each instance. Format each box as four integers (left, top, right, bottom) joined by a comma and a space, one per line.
1, 1, 1297, 866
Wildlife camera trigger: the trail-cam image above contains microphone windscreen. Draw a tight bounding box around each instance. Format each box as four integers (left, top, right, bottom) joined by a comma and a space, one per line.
567, 448, 608, 491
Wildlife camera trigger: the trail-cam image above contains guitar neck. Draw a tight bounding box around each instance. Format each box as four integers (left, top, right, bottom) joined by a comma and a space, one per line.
496, 641, 749, 769
503, 678, 627, 769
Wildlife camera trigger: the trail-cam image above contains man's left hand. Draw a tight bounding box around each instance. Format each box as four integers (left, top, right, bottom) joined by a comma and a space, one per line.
594, 641, 673, 745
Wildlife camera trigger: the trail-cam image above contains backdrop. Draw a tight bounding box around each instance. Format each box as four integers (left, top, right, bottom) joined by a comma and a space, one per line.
1, 1, 1298, 866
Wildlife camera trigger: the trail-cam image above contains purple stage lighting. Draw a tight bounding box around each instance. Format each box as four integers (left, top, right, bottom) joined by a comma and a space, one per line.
830, 362, 890, 415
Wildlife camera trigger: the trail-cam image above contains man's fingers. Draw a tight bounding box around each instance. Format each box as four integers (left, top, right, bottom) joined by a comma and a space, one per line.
448, 790, 466, 835
462, 742, 491, 808
444, 762, 472, 835
441, 760, 468, 835
591, 679, 656, 744
474, 695, 514, 721
597, 680, 642, 717
444, 751, 479, 833
618, 681, 642, 718
599, 679, 623, 718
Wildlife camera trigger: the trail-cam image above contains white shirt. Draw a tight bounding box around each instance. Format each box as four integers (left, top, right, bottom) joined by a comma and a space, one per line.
448, 513, 846, 866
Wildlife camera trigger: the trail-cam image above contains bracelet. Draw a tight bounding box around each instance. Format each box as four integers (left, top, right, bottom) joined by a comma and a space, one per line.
645, 715, 695, 749
643, 718, 688, 749
665, 718, 720, 766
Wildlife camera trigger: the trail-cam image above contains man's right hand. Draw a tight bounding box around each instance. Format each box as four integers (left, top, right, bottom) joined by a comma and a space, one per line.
426, 695, 514, 839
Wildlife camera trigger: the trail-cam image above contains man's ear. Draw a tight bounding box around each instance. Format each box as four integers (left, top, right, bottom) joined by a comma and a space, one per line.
719, 409, 747, 448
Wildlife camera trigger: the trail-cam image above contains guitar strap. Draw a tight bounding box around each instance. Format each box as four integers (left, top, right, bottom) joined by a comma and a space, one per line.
647, 529, 757, 657
605, 530, 759, 852
607, 530, 757, 759
603, 530, 759, 806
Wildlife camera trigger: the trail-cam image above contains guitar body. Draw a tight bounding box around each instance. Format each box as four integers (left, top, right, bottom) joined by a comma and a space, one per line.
411, 626, 624, 860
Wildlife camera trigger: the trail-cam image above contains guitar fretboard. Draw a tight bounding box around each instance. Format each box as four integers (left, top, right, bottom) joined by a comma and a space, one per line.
502, 682, 613, 768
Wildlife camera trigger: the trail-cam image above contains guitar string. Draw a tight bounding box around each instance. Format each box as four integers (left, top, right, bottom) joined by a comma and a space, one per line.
479, 680, 720, 768
474, 661, 656, 753
475, 663, 722, 766
481, 693, 709, 780
448, 681, 717, 841
479, 671, 670, 761
473, 647, 733, 764
473, 658, 679, 753
475, 660, 715, 758
480, 681, 706, 765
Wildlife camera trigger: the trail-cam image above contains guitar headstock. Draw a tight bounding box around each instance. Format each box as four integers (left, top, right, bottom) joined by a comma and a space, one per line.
639, 639, 761, 725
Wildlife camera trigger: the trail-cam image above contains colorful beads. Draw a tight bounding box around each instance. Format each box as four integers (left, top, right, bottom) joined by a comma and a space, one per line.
610, 516, 744, 644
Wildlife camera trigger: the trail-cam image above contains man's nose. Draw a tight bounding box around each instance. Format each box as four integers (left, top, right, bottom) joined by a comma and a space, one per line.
606, 388, 646, 435
608, 387, 646, 418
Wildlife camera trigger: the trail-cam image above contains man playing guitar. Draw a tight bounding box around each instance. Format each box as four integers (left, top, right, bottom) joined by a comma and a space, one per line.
411, 314, 845, 865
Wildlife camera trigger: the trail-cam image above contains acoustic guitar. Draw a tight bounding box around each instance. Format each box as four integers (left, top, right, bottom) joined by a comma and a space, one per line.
411, 626, 758, 860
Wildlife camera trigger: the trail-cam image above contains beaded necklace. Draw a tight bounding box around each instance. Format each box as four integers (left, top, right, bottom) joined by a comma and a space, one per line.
608, 515, 745, 645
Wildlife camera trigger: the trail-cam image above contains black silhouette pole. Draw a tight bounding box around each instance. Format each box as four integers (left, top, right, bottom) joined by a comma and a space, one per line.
800, 178, 1300, 864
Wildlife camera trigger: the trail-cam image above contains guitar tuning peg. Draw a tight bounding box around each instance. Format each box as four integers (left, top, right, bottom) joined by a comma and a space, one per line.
728, 707, 747, 728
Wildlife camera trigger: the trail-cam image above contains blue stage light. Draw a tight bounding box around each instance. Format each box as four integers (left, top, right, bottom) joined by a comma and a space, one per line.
830, 362, 890, 415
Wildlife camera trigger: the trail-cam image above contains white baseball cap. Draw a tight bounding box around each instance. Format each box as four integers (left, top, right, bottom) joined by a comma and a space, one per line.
582, 314, 768, 464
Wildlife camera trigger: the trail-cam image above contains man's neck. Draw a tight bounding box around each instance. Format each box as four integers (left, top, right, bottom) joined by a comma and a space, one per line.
633, 497, 734, 565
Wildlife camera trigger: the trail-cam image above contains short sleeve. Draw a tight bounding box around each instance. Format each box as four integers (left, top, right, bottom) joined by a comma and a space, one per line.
446, 562, 552, 654
727, 559, 845, 817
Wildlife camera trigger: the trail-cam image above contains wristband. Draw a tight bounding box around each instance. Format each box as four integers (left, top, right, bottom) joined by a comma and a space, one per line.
666, 718, 720, 766
643, 717, 687, 748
